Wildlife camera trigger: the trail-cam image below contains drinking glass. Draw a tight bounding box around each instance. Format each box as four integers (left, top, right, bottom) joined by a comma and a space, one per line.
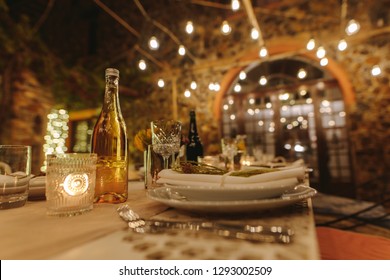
151, 120, 182, 169
221, 138, 237, 171
0, 145, 31, 209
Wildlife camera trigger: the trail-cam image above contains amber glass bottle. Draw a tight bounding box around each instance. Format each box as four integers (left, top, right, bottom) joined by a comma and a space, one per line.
91, 68, 128, 203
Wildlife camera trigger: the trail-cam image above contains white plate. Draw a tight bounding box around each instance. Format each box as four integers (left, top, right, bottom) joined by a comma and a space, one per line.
147, 185, 317, 213
163, 178, 298, 201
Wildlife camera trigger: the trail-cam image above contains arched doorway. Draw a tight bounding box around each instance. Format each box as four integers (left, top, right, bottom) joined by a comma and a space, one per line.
215, 49, 356, 197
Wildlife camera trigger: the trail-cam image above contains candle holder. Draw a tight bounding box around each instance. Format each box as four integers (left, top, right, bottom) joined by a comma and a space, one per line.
46, 153, 97, 217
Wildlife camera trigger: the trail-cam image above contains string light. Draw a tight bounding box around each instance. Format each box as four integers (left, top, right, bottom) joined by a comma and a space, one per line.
251, 28, 259, 40
185, 21, 194, 34
138, 59, 147, 70
184, 89, 191, 98
157, 78, 165, 88
231, 0, 240, 11
234, 83, 242, 92
178, 45, 186, 56
148, 36, 159, 50
190, 81, 197, 90
297, 68, 307, 79
320, 57, 329, 66
316, 46, 326, 59
259, 76, 267, 85
259, 46, 268, 58
338, 39, 348, 51
221, 21, 232, 35
345, 19, 360, 35
306, 38, 316, 51
239, 71, 247, 80
371, 65, 381, 76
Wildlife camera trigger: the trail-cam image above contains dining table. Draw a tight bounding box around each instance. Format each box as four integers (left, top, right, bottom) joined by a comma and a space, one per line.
0, 180, 320, 260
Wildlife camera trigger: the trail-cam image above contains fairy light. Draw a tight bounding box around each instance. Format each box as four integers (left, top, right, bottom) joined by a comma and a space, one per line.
338, 39, 348, 51
371, 65, 381, 76
184, 89, 191, 98
221, 21, 232, 35
345, 19, 360, 35
259, 46, 268, 58
157, 79, 165, 88
297, 69, 307, 79
320, 57, 329, 66
190, 81, 197, 90
251, 28, 259, 40
138, 59, 147, 70
148, 36, 159, 50
239, 71, 247, 80
230, 114, 236, 120
214, 82, 221, 91
185, 21, 194, 34
231, 0, 240, 11
223, 104, 229, 110
178, 45, 186, 56
234, 84, 242, 92
316, 46, 326, 59
259, 76, 267, 85
249, 98, 255, 105
306, 38, 316, 51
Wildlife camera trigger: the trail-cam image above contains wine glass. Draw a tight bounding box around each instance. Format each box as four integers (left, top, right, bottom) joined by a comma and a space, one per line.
151, 120, 182, 170
221, 138, 237, 171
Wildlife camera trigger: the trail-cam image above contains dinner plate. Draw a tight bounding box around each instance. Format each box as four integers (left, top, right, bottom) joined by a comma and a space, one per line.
147, 185, 317, 213
162, 177, 298, 201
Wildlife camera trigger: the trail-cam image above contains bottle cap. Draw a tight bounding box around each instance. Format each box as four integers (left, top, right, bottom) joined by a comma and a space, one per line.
105, 68, 119, 77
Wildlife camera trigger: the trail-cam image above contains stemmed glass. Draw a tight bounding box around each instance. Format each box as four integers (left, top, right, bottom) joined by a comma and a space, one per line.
221, 138, 238, 171
151, 120, 182, 170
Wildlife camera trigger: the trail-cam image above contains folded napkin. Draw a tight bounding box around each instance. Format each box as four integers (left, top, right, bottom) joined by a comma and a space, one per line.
156, 166, 305, 188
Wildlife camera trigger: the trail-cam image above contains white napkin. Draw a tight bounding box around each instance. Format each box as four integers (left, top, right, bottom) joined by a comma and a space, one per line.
156, 166, 305, 188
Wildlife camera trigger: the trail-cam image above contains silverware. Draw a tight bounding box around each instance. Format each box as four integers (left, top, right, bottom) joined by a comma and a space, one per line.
117, 205, 294, 244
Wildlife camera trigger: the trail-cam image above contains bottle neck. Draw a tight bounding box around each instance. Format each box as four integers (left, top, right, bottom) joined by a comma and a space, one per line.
188, 115, 200, 141
102, 75, 120, 112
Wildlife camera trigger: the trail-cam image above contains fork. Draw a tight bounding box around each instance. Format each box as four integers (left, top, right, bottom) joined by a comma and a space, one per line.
117, 204, 294, 244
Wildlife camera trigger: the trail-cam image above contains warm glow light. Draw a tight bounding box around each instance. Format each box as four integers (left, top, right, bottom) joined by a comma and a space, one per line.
234, 84, 241, 92
231, 0, 240, 11
223, 104, 229, 110
178, 45, 186, 56
258, 120, 264, 126
148, 36, 159, 50
294, 144, 305, 152
320, 57, 328, 66
266, 102, 272, 108
249, 98, 255, 104
345, 19, 360, 36
221, 21, 232, 35
259, 46, 268, 57
371, 65, 381, 76
228, 99, 234, 105
297, 68, 307, 79
214, 83, 221, 91
157, 79, 165, 88
300, 89, 307, 96
338, 39, 348, 51
190, 81, 197, 90
230, 114, 236, 120
185, 21, 194, 34
316, 47, 326, 59
251, 28, 259, 40
239, 71, 247, 80
259, 76, 267, 85
138, 59, 147, 70
306, 38, 316, 51
279, 93, 290, 100
184, 89, 191, 98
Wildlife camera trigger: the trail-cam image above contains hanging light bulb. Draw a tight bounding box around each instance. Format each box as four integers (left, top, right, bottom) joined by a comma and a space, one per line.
345, 19, 360, 36
371, 65, 381, 76
148, 36, 159, 50
297, 68, 307, 79
184, 89, 191, 98
251, 28, 259, 40
208, 82, 215, 91
185, 21, 194, 34
306, 38, 316, 51
214, 82, 221, 91
231, 0, 240, 11
138, 59, 147, 70
320, 57, 329, 66
234, 83, 241, 92
259, 46, 268, 58
316, 46, 326, 59
157, 79, 165, 88
178, 45, 186, 56
221, 21, 232, 35
239, 71, 247, 80
338, 39, 348, 51
259, 76, 267, 85
190, 81, 197, 90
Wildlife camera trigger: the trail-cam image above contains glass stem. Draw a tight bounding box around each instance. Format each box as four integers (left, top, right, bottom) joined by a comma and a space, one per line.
163, 156, 169, 169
